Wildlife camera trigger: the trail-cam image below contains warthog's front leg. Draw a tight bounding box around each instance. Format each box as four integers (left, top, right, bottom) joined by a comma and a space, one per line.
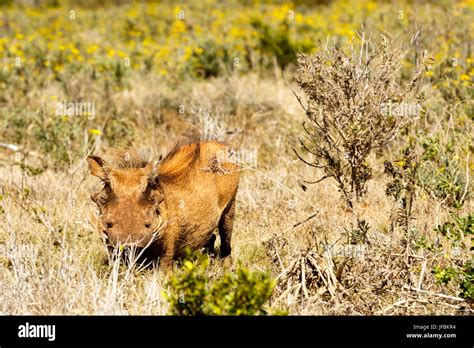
159, 249, 174, 274
159, 230, 176, 273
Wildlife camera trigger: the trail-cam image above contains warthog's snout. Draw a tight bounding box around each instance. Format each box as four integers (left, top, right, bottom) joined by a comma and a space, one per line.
107, 242, 161, 267
104, 230, 156, 249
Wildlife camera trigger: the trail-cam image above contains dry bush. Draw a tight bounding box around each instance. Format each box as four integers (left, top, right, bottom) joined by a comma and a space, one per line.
262, 33, 473, 315
274, 248, 341, 302
294, 33, 430, 211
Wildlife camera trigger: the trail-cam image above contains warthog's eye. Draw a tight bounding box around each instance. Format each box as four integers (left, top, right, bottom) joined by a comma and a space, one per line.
147, 180, 158, 190
105, 222, 113, 229
144, 223, 151, 228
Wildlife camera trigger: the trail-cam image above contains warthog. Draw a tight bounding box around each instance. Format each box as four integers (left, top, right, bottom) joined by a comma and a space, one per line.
87, 140, 240, 269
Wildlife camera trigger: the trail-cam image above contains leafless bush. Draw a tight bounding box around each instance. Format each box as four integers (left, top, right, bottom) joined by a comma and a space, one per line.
294, 33, 430, 213
275, 248, 341, 303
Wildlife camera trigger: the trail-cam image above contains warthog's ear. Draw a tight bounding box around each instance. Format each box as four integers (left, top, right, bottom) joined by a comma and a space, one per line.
87, 156, 108, 181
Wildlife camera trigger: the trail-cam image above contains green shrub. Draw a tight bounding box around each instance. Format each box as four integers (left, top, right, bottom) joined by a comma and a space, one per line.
251, 18, 313, 70
417, 136, 467, 208
188, 40, 231, 78
430, 55, 473, 116
432, 265, 457, 286
459, 260, 473, 301
206, 266, 275, 315
432, 261, 473, 302
436, 213, 473, 243
414, 234, 440, 253
164, 256, 209, 316
164, 252, 275, 315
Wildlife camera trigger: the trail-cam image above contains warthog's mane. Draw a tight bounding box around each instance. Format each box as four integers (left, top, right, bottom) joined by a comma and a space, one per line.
108, 138, 202, 181
157, 140, 201, 181
111, 153, 150, 169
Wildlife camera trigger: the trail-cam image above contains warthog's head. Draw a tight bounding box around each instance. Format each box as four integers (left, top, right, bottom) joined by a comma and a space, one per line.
87, 155, 165, 253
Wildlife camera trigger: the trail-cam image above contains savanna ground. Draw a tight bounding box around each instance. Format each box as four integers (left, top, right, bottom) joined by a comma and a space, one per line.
0, 0, 472, 315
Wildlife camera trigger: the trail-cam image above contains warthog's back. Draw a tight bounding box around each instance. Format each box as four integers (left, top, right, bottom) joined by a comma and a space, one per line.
157, 141, 240, 256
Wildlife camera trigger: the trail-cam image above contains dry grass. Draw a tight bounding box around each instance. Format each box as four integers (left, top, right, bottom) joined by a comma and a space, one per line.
0, 72, 471, 315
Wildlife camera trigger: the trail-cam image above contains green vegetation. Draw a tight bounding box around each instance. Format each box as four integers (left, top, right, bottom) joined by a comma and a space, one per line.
165, 253, 275, 315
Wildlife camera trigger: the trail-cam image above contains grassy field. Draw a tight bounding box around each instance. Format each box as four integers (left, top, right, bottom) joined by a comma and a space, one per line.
0, 0, 472, 315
